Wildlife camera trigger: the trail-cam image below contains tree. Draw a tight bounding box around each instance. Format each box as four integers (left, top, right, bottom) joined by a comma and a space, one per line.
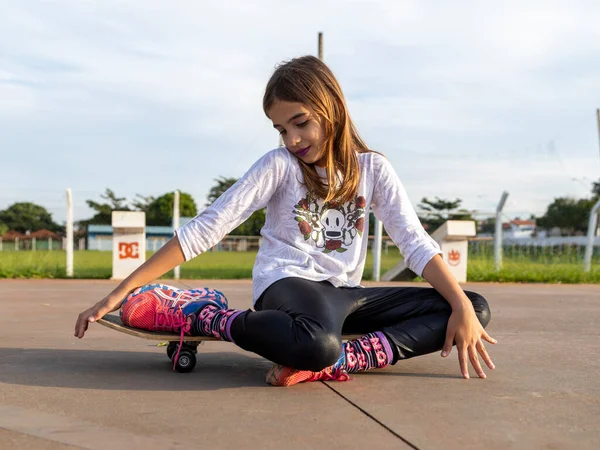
0, 202, 63, 233
131, 194, 155, 213
80, 189, 200, 227
206, 177, 266, 235
0, 222, 9, 236
142, 192, 198, 226
417, 197, 472, 231
537, 197, 595, 234
78, 189, 130, 227
478, 217, 496, 234
206, 176, 240, 207
592, 178, 600, 198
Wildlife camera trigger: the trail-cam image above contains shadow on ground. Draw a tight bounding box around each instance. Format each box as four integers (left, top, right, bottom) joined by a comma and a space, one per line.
0, 346, 461, 392
0, 348, 273, 391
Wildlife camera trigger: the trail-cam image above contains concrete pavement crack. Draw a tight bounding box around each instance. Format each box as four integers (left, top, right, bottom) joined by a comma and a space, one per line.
321, 381, 421, 449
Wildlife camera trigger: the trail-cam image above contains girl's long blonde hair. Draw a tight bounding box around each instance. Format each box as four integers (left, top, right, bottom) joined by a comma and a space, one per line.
263, 55, 372, 204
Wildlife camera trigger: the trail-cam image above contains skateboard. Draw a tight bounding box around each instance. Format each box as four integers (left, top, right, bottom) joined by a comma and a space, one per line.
97, 314, 218, 373
97, 314, 362, 373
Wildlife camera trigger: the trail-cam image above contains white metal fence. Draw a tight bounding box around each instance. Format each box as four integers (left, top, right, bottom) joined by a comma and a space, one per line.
469, 236, 600, 264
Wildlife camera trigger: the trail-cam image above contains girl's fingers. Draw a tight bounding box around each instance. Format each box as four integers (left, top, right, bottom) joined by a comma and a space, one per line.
75, 313, 90, 339
469, 345, 486, 379
482, 330, 497, 344
441, 332, 454, 357
75, 301, 110, 338
457, 344, 469, 379
477, 340, 495, 370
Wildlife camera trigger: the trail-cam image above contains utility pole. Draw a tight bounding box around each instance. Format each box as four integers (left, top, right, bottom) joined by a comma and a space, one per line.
596, 109, 600, 164
318, 32, 323, 60
495, 191, 509, 272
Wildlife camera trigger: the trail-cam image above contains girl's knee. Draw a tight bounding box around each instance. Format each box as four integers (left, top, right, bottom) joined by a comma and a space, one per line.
292, 333, 342, 371
465, 291, 491, 328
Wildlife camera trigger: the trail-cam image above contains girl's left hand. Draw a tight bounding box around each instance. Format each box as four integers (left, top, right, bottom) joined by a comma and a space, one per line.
441, 307, 497, 379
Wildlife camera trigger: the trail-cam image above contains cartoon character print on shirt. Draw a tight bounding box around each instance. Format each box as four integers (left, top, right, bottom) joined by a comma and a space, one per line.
293, 192, 367, 253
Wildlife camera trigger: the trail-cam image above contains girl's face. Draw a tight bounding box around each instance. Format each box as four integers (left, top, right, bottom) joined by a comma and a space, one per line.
267, 100, 327, 167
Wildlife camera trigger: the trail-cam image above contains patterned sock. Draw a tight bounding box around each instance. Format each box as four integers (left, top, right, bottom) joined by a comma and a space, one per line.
196, 304, 244, 343
266, 331, 395, 387
343, 331, 394, 373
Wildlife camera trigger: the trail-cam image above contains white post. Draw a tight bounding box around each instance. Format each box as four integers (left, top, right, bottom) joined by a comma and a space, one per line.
112, 211, 146, 279
495, 191, 509, 272
372, 218, 383, 281
48, 237, 52, 251
32, 237, 36, 252
596, 108, 600, 163
584, 199, 600, 272
15, 237, 19, 251
66, 188, 74, 277
173, 190, 181, 280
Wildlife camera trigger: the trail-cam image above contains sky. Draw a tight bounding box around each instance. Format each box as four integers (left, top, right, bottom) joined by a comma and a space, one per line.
1, 0, 600, 225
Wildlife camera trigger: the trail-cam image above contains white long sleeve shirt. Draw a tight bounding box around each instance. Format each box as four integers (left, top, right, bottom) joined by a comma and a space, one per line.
176, 148, 442, 304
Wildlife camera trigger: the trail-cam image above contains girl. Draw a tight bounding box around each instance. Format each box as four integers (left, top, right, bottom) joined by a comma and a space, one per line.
75, 55, 496, 386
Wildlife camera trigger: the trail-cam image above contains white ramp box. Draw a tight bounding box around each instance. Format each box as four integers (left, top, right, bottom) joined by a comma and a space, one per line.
382, 220, 476, 283
112, 211, 146, 280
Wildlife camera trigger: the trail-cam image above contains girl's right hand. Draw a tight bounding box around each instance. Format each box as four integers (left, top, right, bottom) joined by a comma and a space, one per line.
74, 294, 127, 339
73, 237, 186, 339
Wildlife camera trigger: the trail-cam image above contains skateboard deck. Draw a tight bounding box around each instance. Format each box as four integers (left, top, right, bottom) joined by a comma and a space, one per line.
97, 314, 362, 373
97, 314, 218, 341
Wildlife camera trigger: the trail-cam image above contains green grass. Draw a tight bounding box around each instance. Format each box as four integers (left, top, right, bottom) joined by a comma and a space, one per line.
0, 251, 70, 279
0, 248, 405, 280
1, 248, 599, 283
466, 258, 600, 283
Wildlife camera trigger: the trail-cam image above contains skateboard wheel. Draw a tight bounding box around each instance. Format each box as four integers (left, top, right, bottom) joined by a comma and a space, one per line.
167, 342, 178, 360
174, 349, 196, 373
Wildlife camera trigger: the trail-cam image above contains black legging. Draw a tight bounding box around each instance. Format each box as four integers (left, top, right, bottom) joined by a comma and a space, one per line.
230, 277, 491, 371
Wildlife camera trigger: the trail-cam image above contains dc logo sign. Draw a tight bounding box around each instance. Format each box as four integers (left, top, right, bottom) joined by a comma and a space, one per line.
448, 249, 461, 267
118, 242, 139, 259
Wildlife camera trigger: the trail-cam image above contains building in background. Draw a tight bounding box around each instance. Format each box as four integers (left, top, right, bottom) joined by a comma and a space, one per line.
503, 219, 536, 239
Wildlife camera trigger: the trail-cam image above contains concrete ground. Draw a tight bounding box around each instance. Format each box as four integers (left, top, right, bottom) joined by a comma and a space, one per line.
0, 279, 598, 450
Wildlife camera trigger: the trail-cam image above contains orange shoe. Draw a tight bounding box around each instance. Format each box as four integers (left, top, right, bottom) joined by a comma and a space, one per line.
266, 363, 351, 387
